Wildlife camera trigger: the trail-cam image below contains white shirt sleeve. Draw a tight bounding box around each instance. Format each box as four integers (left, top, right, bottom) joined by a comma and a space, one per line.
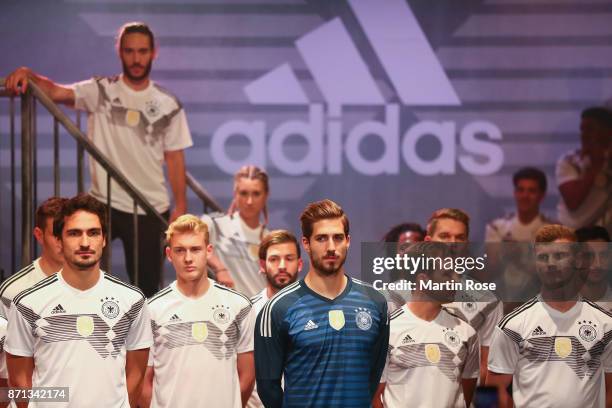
556, 154, 581, 186
479, 301, 504, 347
462, 330, 480, 379
5, 303, 36, 357
484, 222, 502, 242
487, 326, 519, 374
0, 318, 7, 379
237, 304, 255, 354
201, 214, 219, 245
72, 78, 100, 113
126, 301, 153, 351
163, 109, 193, 152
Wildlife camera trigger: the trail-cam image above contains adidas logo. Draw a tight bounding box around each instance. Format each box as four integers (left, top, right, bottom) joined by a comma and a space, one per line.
304, 320, 318, 331
402, 334, 415, 344
169, 314, 180, 322
51, 304, 66, 314
213, 0, 502, 177
532, 326, 546, 336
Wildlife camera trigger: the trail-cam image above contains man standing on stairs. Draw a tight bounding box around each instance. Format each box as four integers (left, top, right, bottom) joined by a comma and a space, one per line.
5, 22, 193, 297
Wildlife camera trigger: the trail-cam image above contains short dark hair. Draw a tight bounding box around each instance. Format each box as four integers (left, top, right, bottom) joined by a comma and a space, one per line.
259, 230, 301, 260
383, 223, 425, 243
53, 194, 107, 239
35, 197, 68, 230
581, 107, 612, 130
117, 22, 155, 50
300, 199, 349, 240
575, 226, 611, 242
513, 167, 547, 193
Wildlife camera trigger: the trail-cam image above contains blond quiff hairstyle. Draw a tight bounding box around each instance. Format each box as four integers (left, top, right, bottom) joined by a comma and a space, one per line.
165, 214, 209, 245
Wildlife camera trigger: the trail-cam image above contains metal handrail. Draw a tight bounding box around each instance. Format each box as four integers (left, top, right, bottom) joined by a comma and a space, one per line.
186, 172, 223, 213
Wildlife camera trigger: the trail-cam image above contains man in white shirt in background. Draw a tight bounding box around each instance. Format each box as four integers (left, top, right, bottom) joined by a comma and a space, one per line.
0, 197, 67, 318
247, 229, 302, 408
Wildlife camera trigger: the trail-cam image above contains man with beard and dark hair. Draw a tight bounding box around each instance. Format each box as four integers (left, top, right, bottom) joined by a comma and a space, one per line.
247, 229, 302, 408
487, 224, 612, 408
4, 22, 193, 297
5, 194, 152, 408
254, 199, 389, 408
373, 242, 480, 408
576, 226, 612, 311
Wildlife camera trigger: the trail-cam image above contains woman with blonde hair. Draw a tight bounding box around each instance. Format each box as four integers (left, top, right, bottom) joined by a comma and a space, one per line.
202, 165, 270, 296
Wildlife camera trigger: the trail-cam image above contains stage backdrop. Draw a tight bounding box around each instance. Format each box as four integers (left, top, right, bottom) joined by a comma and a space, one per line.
1, 0, 611, 280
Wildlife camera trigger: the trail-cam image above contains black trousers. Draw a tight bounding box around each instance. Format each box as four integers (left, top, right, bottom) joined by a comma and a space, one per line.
103, 208, 169, 297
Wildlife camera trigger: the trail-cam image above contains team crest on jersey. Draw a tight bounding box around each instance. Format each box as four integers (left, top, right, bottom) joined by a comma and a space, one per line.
125, 109, 140, 127
554, 337, 572, 358
101, 297, 120, 319
462, 302, 477, 313
578, 321, 597, 342
76, 316, 94, 337
145, 100, 160, 117
191, 322, 208, 342
329, 310, 345, 331
425, 344, 441, 364
355, 308, 372, 331
443, 328, 461, 347
212, 305, 231, 324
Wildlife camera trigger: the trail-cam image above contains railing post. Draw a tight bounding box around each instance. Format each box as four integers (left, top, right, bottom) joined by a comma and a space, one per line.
20, 91, 33, 266
10, 95, 16, 274
76, 111, 84, 193
106, 172, 112, 274
133, 200, 139, 286
53, 118, 60, 196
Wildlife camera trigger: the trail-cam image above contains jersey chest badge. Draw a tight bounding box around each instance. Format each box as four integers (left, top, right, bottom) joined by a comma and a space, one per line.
329, 310, 345, 331
101, 297, 120, 319
125, 109, 140, 127
192, 322, 208, 342
355, 308, 373, 331
578, 320, 597, 342
76, 316, 95, 338
554, 337, 572, 358
425, 344, 441, 364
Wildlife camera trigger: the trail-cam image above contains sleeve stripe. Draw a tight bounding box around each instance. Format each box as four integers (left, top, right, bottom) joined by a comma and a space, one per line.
498, 297, 538, 329
13, 276, 58, 305
0, 263, 35, 297
583, 299, 612, 319
260, 281, 301, 338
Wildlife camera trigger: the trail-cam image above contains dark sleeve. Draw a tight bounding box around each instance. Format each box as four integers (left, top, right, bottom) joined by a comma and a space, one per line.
255, 302, 287, 408
369, 299, 390, 398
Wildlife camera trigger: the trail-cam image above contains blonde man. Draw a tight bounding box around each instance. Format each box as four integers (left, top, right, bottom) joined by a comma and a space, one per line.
141, 214, 255, 408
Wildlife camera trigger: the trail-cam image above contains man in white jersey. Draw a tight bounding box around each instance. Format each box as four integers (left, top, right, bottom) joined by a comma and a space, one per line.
140, 214, 255, 408
373, 242, 480, 408
5, 22, 193, 297
576, 226, 612, 312
247, 230, 302, 408
425, 208, 504, 384
5, 194, 152, 408
0, 197, 67, 317
487, 225, 612, 407
485, 167, 554, 242
0, 314, 8, 407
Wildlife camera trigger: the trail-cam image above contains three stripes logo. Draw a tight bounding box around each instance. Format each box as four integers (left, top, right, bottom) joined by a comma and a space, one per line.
170, 314, 181, 322
51, 304, 66, 314
304, 320, 319, 331
532, 326, 546, 336
402, 334, 415, 344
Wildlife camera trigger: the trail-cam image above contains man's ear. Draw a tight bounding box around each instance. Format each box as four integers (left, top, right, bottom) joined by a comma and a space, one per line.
33, 227, 44, 246
259, 259, 266, 275
301, 237, 310, 254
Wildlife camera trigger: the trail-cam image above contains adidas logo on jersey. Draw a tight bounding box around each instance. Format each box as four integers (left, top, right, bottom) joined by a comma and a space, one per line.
402, 334, 415, 344
51, 304, 66, 314
304, 320, 319, 331
532, 326, 546, 336
170, 314, 181, 322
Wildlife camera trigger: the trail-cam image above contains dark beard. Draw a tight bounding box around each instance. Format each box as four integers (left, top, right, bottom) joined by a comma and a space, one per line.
266, 273, 297, 290
311, 254, 346, 276
122, 60, 152, 82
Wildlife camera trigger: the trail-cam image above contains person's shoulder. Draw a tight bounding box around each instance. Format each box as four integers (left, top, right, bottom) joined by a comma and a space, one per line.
148, 284, 175, 311
583, 299, 612, 322
151, 81, 182, 109
351, 277, 388, 307
497, 296, 539, 331
487, 213, 514, 231
212, 281, 252, 309
442, 308, 478, 338
261, 282, 302, 318
250, 290, 267, 307
539, 212, 557, 225
557, 148, 582, 166
13, 273, 60, 308
103, 273, 146, 303
0, 261, 38, 299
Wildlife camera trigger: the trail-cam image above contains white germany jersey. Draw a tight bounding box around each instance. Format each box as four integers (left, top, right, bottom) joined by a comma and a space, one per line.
73, 76, 193, 214
0, 313, 7, 379
148, 279, 254, 408
484, 212, 554, 242
201, 213, 269, 297
593, 285, 612, 313
246, 289, 269, 408
5, 271, 152, 408
446, 284, 504, 347
0, 258, 49, 317
488, 296, 612, 408
383, 305, 479, 408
